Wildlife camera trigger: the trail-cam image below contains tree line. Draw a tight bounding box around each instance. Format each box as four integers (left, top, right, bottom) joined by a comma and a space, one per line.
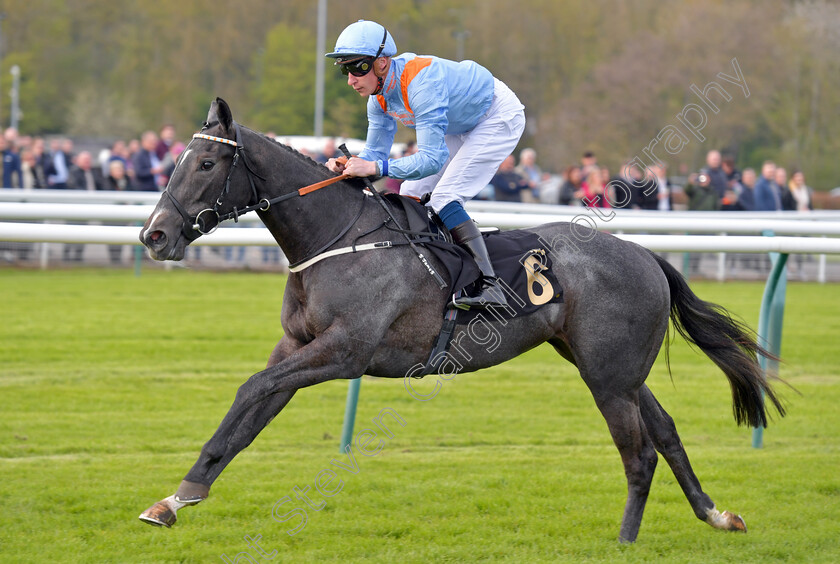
2, 0, 838, 189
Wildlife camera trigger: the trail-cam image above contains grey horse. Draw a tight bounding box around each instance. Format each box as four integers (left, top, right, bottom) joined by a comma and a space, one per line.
138, 99, 783, 543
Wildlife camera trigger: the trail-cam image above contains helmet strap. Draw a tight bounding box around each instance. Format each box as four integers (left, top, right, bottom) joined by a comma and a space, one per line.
374, 27, 388, 59
371, 26, 389, 95
372, 56, 390, 95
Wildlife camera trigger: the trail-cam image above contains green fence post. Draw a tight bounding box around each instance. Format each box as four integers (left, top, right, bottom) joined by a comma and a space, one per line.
682, 231, 691, 278
134, 244, 143, 277
134, 219, 143, 277
339, 377, 362, 452
752, 230, 788, 448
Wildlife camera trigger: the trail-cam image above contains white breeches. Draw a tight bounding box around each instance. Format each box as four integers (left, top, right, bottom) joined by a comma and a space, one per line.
399, 78, 526, 213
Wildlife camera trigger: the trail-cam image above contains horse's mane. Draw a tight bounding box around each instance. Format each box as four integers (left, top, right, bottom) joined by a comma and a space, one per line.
241, 125, 330, 171
241, 125, 369, 191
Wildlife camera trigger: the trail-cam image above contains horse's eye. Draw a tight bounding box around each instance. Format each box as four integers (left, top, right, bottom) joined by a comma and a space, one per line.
201, 160, 214, 171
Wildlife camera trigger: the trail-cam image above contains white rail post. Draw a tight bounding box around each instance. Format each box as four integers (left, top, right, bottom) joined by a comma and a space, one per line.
39, 221, 50, 269
818, 238, 827, 284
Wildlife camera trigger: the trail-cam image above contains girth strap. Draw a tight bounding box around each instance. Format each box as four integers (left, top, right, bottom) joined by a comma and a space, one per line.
288, 241, 394, 272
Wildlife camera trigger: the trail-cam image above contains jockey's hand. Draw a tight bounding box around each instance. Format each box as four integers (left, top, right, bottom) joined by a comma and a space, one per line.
325, 156, 348, 174
343, 157, 378, 178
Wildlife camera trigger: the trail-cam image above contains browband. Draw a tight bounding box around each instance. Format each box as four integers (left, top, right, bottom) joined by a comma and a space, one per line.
193, 133, 238, 147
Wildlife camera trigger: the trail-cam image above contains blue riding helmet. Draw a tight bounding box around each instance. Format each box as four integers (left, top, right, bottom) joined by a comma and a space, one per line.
326, 20, 397, 60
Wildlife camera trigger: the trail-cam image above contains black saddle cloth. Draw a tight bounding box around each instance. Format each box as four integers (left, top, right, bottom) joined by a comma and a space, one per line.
384, 194, 564, 320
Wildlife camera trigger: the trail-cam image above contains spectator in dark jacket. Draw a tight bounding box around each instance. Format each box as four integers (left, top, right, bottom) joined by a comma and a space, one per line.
68, 151, 106, 191
46, 138, 73, 188
684, 171, 720, 211
609, 162, 657, 209
558, 166, 583, 206
132, 131, 163, 191
702, 150, 729, 202
775, 167, 793, 211
635, 170, 659, 210
721, 156, 741, 184
490, 155, 529, 203
155, 124, 177, 161
29, 137, 50, 188
735, 168, 756, 211
1, 136, 22, 188
720, 155, 743, 211
753, 161, 782, 211
63, 151, 105, 262
107, 160, 131, 191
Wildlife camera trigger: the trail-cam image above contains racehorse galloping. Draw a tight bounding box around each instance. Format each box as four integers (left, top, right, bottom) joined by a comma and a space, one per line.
138, 99, 783, 543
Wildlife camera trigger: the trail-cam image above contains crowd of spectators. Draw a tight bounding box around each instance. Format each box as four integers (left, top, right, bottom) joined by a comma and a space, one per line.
2, 124, 818, 214
467, 146, 817, 214
0, 125, 192, 264
681, 150, 813, 212
0, 124, 186, 193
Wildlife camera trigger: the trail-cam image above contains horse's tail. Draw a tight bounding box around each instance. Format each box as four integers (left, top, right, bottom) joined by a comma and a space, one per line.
651, 252, 785, 428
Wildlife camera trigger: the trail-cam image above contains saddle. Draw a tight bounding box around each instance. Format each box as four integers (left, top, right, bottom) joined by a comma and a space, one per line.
384, 193, 564, 321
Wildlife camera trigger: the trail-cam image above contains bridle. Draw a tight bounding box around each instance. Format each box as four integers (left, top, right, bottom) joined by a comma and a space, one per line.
163, 122, 264, 242
163, 121, 349, 243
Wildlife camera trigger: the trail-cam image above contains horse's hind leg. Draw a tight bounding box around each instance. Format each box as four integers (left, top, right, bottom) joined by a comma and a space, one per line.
551, 336, 660, 542
639, 385, 746, 533
589, 389, 659, 543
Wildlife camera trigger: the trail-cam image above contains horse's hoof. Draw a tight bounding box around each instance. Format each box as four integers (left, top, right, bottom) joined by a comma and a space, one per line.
139, 500, 177, 528
706, 507, 747, 533
721, 510, 747, 532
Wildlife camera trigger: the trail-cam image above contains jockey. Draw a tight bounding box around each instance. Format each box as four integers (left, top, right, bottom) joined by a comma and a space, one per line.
325, 19, 525, 310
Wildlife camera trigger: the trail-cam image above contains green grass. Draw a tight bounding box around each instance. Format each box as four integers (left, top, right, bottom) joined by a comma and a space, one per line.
1, 269, 839, 563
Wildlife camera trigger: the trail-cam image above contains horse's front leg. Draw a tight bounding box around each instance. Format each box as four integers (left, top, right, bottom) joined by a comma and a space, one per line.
139, 328, 373, 527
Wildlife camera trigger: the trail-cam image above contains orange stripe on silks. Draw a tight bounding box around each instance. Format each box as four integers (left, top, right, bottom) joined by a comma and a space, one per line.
376, 95, 387, 113
400, 57, 433, 115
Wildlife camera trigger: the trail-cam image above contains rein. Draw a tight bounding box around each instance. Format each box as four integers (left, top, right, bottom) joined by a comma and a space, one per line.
164, 123, 350, 242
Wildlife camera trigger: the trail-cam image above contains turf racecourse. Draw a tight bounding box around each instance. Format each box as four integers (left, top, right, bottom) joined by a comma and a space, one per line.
1, 268, 838, 563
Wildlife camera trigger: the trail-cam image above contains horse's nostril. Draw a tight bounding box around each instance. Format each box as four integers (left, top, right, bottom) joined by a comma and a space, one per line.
146, 230, 167, 249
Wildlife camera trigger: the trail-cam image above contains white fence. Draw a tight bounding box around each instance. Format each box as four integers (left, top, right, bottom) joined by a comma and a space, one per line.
2, 190, 839, 280
4, 202, 840, 236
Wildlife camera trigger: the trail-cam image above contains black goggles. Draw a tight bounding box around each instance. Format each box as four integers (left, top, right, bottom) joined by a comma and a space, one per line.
338, 57, 376, 77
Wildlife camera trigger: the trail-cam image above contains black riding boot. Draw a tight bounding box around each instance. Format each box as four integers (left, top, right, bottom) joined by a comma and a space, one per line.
450, 219, 508, 310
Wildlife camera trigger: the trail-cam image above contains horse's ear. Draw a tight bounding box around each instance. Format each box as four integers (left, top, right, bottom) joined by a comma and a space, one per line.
207, 97, 234, 132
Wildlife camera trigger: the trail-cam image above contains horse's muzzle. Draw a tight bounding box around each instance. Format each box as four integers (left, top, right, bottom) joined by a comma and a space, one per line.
140, 226, 185, 261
